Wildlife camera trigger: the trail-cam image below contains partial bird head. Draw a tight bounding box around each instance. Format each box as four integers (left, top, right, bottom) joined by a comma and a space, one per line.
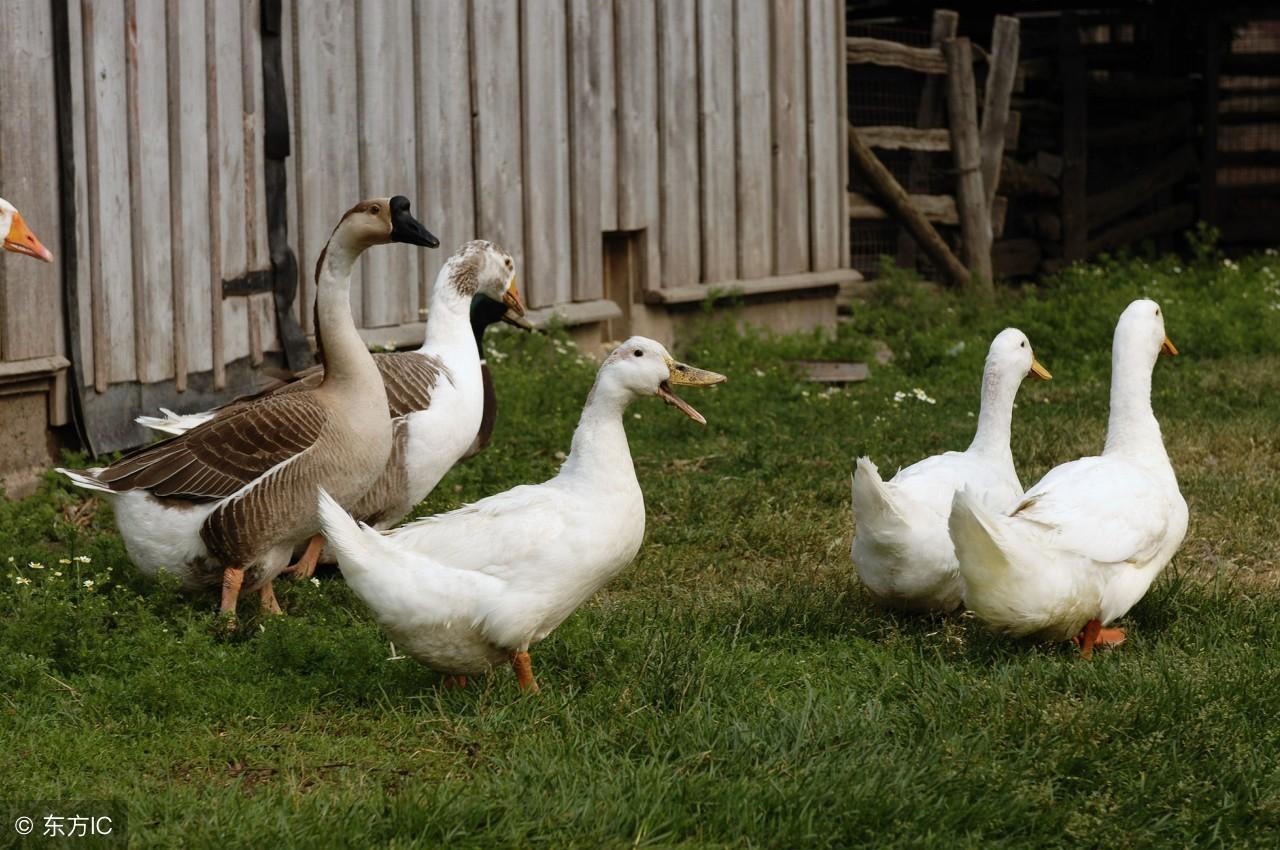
471, 292, 533, 332
0, 198, 54, 263
332, 195, 439, 252
447, 240, 525, 317
600, 337, 726, 424
987, 327, 1051, 382
1116, 298, 1177, 363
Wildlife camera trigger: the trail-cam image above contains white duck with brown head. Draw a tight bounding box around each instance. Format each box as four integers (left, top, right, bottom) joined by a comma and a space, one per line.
318, 337, 726, 692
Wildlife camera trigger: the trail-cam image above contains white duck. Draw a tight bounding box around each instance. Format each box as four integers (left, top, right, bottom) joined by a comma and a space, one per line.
317, 337, 726, 691
1, 197, 54, 262
851, 328, 1051, 612
950, 299, 1185, 657
132, 241, 525, 578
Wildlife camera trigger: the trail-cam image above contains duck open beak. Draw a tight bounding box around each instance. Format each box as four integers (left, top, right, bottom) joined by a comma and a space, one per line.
501, 308, 533, 330
1029, 358, 1052, 380
3, 211, 53, 263
657, 358, 727, 425
502, 274, 525, 316
1161, 336, 1178, 356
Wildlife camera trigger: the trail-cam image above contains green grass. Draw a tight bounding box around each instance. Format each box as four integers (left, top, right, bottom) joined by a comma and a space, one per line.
2, 238, 1279, 848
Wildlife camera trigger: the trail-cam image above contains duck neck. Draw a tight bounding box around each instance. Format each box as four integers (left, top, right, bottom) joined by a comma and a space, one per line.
419, 266, 476, 356
315, 238, 377, 389
1104, 344, 1163, 457
560, 378, 636, 487
966, 358, 1018, 466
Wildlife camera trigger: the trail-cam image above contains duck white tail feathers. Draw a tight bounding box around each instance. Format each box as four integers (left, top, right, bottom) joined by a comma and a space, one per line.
134, 408, 213, 436
56, 467, 115, 496
851, 458, 908, 534
316, 488, 382, 579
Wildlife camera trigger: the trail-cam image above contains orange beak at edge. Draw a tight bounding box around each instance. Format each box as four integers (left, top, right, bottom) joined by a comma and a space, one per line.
3, 211, 54, 263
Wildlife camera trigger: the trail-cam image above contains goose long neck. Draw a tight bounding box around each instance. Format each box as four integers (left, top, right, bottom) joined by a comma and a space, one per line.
967, 358, 1018, 463
1104, 344, 1163, 456
419, 265, 475, 353
315, 238, 377, 389
560, 377, 636, 486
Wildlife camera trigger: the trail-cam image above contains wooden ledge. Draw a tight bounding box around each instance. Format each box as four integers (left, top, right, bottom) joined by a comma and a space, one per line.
0, 354, 71, 383
644, 270, 861, 306
523, 298, 623, 328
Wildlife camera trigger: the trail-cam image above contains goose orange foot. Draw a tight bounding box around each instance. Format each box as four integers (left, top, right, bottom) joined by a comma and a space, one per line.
283, 534, 326, 581
220, 566, 245, 617
259, 582, 283, 616
510, 651, 540, 693
441, 675, 468, 690
1073, 618, 1127, 660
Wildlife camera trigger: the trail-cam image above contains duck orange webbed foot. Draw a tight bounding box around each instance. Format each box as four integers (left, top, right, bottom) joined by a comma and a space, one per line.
259, 582, 284, 616
1073, 618, 1127, 660
283, 534, 326, 581
441, 675, 468, 690
510, 651, 540, 694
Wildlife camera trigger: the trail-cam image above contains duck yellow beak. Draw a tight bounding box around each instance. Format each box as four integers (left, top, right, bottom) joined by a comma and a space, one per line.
1029, 358, 1052, 380
501, 309, 534, 330
1161, 336, 1178, 356
657, 358, 727, 425
502, 274, 525, 316
3, 211, 53, 263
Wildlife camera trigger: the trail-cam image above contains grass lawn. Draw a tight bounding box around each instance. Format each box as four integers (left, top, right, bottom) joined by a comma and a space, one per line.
2, 241, 1279, 848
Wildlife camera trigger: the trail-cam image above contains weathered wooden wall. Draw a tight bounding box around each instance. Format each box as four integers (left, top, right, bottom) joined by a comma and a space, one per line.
0, 0, 851, 461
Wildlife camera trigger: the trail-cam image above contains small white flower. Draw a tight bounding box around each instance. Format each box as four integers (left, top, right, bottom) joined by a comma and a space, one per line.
310, 577, 321, 588
633, 413, 642, 419
753, 368, 766, 378
6, 557, 13, 564
53, 571, 62, 577
83, 579, 94, 589
28, 561, 43, 570
58, 558, 71, 565
15, 576, 31, 585
74, 555, 92, 564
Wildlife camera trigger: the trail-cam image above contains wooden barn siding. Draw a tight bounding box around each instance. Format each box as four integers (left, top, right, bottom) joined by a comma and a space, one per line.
2, 0, 849, 427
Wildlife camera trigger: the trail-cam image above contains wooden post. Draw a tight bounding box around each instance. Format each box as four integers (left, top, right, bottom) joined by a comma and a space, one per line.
980, 15, 1020, 214
847, 123, 971, 289
1059, 12, 1088, 262
897, 9, 958, 269
1200, 9, 1222, 227
942, 37, 992, 291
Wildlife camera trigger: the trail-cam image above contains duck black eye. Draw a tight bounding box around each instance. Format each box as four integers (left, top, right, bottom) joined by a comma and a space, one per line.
1020, 341, 1026, 348
369, 204, 380, 215
634, 349, 643, 357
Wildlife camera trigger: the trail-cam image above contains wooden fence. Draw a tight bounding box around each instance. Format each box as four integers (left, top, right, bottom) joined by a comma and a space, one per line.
0, 0, 853, 459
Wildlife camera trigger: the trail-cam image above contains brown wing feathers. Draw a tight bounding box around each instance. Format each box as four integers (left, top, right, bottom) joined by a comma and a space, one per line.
98, 394, 328, 501
376, 352, 448, 419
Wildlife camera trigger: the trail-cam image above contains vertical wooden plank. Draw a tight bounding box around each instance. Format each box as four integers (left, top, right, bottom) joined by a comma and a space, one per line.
980, 16, 1020, 214
615, 0, 658, 231
897, 9, 957, 269
943, 37, 992, 290
521, 0, 573, 309
168, 0, 213, 377
567, 0, 603, 301
84, 0, 137, 385
242, 0, 276, 354
66, 1, 95, 381
834, 0, 848, 267
416, 0, 475, 306
1059, 12, 1088, 262
126, 0, 175, 383
356, 0, 418, 327
0, 0, 61, 362
735, 0, 772, 279
205, 0, 225, 386
294, 0, 361, 333
806, 0, 840, 271
1201, 9, 1222, 227
214, 0, 249, 364
164, 0, 187, 389
771, 0, 809, 275
471, 0, 525, 283
656, 0, 700, 287
598, 1, 618, 231
699, 0, 737, 282
281, 0, 301, 326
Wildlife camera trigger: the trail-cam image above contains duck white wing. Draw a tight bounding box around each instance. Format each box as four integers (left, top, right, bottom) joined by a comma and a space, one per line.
385, 483, 569, 578
1009, 456, 1173, 565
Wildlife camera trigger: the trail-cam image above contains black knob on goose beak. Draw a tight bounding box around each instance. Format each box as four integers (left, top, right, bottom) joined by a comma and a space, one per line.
388, 195, 440, 248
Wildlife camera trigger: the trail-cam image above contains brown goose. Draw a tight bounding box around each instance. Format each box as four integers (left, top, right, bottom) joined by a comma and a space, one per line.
131, 242, 528, 579
59, 196, 438, 616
